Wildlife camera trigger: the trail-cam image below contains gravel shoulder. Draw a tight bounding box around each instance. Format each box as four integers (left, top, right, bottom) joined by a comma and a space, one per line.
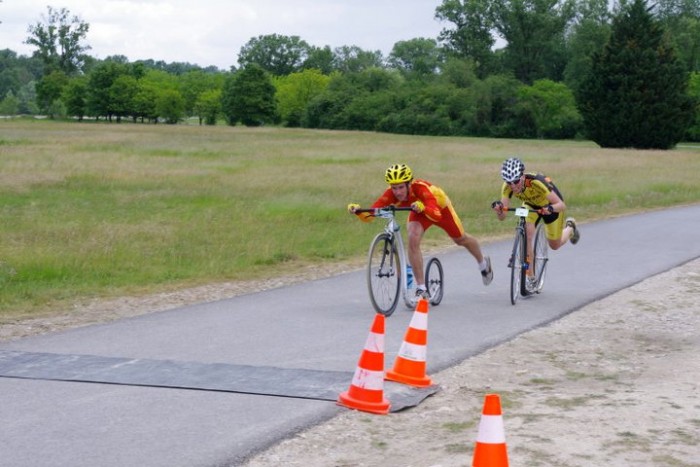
242, 258, 700, 467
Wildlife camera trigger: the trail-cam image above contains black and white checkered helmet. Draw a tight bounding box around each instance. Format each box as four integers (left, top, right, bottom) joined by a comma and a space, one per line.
501, 157, 525, 183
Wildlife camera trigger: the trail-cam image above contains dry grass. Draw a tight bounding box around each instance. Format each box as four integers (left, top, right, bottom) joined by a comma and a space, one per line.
1, 118, 699, 318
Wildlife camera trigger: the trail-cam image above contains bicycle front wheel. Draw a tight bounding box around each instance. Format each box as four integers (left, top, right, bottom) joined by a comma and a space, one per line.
425, 257, 444, 306
532, 223, 549, 293
509, 231, 526, 305
367, 233, 401, 316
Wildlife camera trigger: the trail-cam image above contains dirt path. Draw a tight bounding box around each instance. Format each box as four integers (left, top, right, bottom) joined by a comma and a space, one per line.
242, 258, 700, 467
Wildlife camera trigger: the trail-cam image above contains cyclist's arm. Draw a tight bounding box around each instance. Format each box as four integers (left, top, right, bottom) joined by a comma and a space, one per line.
493, 182, 511, 221
412, 183, 442, 222
544, 190, 566, 214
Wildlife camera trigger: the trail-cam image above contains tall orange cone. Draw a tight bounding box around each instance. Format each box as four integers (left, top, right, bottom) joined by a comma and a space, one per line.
385, 298, 432, 387
337, 313, 390, 415
472, 394, 509, 467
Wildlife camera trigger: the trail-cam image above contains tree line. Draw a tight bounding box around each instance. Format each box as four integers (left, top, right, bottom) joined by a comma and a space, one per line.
1, 0, 699, 148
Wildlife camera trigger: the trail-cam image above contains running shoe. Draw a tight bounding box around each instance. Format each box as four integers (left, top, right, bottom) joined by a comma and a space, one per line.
481, 256, 494, 286
566, 217, 580, 245
415, 285, 430, 299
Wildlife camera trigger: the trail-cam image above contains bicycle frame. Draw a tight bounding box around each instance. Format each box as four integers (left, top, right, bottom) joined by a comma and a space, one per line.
364, 207, 415, 309
355, 206, 444, 315
507, 207, 548, 303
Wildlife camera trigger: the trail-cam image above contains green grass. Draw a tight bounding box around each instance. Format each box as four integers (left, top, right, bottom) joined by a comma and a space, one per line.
1, 118, 700, 319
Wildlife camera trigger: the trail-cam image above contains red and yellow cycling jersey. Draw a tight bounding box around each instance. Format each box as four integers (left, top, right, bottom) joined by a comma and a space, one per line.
371, 179, 465, 239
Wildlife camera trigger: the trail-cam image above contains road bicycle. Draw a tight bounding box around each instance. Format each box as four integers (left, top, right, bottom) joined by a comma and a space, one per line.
503, 206, 549, 305
354, 206, 444, 316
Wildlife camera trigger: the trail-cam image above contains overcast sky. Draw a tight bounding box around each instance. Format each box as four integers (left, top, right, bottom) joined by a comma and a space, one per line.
1, 1, 447, 70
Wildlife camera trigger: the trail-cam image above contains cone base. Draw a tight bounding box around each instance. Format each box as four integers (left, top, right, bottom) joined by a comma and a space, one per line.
385, 369, 432, 387
473, 442, 509, 467
337, 391, 390, 415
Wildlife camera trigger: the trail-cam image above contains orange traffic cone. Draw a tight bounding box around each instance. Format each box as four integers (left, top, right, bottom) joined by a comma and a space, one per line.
385, 298, 432, 387
337, 313, 390, 415
472, 394, 509, 467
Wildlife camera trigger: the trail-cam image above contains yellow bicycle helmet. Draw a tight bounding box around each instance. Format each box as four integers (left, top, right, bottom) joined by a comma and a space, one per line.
385, 164, 413, 184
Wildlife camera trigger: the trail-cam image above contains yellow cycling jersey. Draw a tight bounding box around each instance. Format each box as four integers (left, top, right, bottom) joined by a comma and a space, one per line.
501, 173, 562, 209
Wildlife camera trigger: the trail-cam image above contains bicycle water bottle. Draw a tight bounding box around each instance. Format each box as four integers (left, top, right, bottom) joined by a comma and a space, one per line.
406, 265, 413, 288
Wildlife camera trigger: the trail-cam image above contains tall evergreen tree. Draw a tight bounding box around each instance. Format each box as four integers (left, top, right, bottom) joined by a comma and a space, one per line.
577, 0, 694, 148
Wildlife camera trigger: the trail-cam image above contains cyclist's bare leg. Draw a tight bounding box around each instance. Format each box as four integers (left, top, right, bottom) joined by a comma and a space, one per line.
452, 232, 485, 265
407, 221, 426, 286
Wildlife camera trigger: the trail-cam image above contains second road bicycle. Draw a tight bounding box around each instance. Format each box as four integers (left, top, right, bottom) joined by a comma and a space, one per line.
504, 206, 549, 305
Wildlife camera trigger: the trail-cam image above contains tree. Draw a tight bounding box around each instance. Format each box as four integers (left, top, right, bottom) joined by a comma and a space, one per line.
86, 60, 129, 120
221, 65, 277, 126
273, 69, 331, 126
388, 38, 443, 78
63, 76, 88, 120
491, 0, 576, 83
24, 6, 91, 75
178, 70, 224, 115
193, 89, 222, 125
35, 69, 68, 116
516, 79, 583, 138
238, 34, 311, 75
654, 0, 700, 72
684, 72, 700, 140
332, 46, 384, 73
303, 45, 335, 74
435, 0, 496, 77
563, 0, 612, 94
155, 89, 185, 124
577, 0, 695, 148
109, 74, 139, 122
0, 91, 19, 115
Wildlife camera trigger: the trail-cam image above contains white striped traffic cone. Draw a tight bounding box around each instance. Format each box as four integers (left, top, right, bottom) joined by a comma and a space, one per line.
472, 393, 509, 466
337, 313, 390, 415
385, 298, 432, 387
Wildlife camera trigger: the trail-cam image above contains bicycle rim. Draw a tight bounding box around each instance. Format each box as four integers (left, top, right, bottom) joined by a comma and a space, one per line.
367, 233, 400, 316
510, 233, 524, 305
533, 223, 549, 293
425, 257, 444, 306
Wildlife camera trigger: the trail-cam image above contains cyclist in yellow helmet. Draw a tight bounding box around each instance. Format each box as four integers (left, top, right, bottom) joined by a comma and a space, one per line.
349, 163, 493, 299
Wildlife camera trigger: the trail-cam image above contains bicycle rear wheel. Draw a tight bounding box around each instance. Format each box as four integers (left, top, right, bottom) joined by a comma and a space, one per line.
532, 223, 549, 293
367, 233, 401, 316
425, 257, 444, 306
509, 231, 526, 305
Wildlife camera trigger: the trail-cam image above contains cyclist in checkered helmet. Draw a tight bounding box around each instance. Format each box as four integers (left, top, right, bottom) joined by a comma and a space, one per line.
349, 163, 493, 299
492, 157, 580, 280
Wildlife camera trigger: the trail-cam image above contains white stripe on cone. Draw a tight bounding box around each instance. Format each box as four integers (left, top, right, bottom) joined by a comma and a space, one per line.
476, 415, 506, 443
351, 368, 385, 390
408, 312, 428, 330
396, 341, 427, 361
365, 331, 384, 353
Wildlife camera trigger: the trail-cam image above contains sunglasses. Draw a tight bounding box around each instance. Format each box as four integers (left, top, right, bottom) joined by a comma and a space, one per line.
506, 179, 522, 186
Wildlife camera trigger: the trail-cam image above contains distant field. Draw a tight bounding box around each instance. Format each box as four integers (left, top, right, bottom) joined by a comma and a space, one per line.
1, 119, 699, 319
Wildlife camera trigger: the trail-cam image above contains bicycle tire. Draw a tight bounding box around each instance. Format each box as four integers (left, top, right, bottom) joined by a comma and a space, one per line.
425, 257, 444, 306
367, 232, 401, 316
510, 230, 526, 305
532, 223, 549, 293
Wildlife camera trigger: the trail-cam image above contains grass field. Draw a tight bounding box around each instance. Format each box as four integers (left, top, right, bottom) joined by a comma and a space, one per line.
1, 118, 699, 319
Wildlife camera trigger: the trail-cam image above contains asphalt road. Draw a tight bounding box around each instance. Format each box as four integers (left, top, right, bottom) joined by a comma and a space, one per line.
1, 204, 699, 467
